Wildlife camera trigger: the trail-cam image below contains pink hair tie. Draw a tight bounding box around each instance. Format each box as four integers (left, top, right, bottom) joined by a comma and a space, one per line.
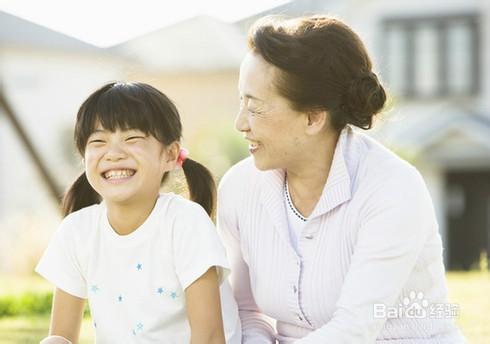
177, 148, 189, 167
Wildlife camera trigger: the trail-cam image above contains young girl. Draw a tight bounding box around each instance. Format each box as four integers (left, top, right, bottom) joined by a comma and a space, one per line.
36, 82, 241, 344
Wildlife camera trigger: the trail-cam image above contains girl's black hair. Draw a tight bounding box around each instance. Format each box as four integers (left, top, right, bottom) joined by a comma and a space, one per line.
62, 82, 216, 217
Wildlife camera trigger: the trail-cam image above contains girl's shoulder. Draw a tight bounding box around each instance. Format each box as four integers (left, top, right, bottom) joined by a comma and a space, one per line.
63, 203, 103, 225
159, 192, 211, 223
59, 203, 104, 236
46, 203, 103, 252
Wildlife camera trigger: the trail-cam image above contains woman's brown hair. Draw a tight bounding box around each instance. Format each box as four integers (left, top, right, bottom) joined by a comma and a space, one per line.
248, 15, 386, 131
62, 82, 215, 217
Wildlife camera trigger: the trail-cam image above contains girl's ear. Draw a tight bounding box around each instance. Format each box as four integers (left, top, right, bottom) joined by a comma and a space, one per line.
164, 141, 180, 169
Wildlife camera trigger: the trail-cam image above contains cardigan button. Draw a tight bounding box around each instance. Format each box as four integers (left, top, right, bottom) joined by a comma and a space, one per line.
293, 285, 297, 293
305, 234, 314, 239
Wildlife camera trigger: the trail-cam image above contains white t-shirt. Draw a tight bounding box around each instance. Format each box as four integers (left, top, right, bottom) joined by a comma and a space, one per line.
36, 193, 241, 343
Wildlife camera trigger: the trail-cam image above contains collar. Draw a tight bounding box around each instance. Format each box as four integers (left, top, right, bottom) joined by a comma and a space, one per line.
259, 126, 353, 244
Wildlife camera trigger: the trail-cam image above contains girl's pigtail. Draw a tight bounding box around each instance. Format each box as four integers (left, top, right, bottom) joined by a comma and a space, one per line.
181, 158, 216, 219
61, 172, 101, 217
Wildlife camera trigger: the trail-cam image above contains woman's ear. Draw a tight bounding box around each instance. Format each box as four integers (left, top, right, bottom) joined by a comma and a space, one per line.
305, 110, 329, 135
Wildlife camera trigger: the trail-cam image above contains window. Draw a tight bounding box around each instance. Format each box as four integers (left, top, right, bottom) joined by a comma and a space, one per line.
382, 14, 480, 99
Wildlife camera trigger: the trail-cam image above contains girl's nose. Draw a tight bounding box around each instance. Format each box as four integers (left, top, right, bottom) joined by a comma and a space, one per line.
105, 143, 127, 161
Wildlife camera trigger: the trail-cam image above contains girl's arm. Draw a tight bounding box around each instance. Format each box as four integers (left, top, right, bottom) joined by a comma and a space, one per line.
43, 287, 85, 344
185, 267, 226, 344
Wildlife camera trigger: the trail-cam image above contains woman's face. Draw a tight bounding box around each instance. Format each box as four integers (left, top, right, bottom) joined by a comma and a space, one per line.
236, 52, 308, 171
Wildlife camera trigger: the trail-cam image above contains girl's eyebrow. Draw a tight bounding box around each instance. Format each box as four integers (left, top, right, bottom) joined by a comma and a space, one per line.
91, 129, 108, 134
91, 128, 146, 134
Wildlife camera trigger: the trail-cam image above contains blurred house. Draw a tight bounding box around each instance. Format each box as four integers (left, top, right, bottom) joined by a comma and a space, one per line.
344, 0, 490, 271
1, 0, 489, 272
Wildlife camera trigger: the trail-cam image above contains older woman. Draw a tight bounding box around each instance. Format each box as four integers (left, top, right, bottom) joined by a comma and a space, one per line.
217, 15, 465, 343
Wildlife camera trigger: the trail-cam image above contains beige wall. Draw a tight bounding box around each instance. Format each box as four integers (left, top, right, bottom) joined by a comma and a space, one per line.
129, 69, 240, 135
125, 68, 248, 178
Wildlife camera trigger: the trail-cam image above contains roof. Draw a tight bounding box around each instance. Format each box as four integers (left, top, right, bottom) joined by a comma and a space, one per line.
111, 15, 247, 71
0, 11, 101, 52
371, 104, 490, 164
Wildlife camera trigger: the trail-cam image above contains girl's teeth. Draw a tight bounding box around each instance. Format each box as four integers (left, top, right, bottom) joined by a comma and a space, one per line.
104, 169, 135, 179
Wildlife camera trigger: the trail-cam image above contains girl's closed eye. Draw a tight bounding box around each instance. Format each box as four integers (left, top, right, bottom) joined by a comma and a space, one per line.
88, 138, 105, 144
125, 135, 146, 142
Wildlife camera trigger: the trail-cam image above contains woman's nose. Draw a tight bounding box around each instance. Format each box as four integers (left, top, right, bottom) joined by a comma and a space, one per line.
235, 108, 250, 133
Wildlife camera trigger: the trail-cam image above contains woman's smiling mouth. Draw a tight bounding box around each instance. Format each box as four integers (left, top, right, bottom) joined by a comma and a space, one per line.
246, 139, 261, 154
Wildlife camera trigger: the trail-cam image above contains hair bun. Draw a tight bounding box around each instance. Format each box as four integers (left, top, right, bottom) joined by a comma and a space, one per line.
340, 71, 386, 129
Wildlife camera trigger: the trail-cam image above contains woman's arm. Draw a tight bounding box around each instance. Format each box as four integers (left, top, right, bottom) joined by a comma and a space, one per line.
42, 287, 85, 344
185, 267, 225, 344
296, 167, 435, 343
217, 176, 276, 344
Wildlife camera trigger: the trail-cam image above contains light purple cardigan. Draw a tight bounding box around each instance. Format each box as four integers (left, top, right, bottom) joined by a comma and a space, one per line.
217, 125, 465, 343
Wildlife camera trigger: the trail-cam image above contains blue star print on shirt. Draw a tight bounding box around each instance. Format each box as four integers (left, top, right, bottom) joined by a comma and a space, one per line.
132, 323, 144, 335
118, 295, 123, 302
91, 285, 99, 293
136, 263, 143, 271
157, 287, 164, 295
170, 291, 178, 299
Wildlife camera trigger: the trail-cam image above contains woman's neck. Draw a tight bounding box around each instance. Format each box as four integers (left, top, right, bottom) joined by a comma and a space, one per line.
286, 131, 340, 217
105, 193, 159, 235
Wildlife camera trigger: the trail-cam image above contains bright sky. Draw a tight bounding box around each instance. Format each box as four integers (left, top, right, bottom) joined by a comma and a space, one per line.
0, 0, 290, 47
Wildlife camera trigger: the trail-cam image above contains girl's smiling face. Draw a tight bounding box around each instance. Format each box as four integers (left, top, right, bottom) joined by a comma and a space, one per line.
84, 123, 176, 205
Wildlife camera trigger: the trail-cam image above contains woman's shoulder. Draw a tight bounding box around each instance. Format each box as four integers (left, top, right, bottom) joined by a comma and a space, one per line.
218, 156, 258, 195
351, 129, 422, 186
348, 130, 431, 212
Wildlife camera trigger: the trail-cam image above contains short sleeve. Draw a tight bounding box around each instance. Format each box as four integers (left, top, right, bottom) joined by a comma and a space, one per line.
173, 202, 230, 291
35, 214, 87, 299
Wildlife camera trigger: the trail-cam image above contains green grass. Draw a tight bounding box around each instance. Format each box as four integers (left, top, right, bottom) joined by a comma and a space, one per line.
0, 316, 94, 344
0, 275, 94, 343
0, 275, 52, 297
446, 271, 490, 344
0, 271, 488, 343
